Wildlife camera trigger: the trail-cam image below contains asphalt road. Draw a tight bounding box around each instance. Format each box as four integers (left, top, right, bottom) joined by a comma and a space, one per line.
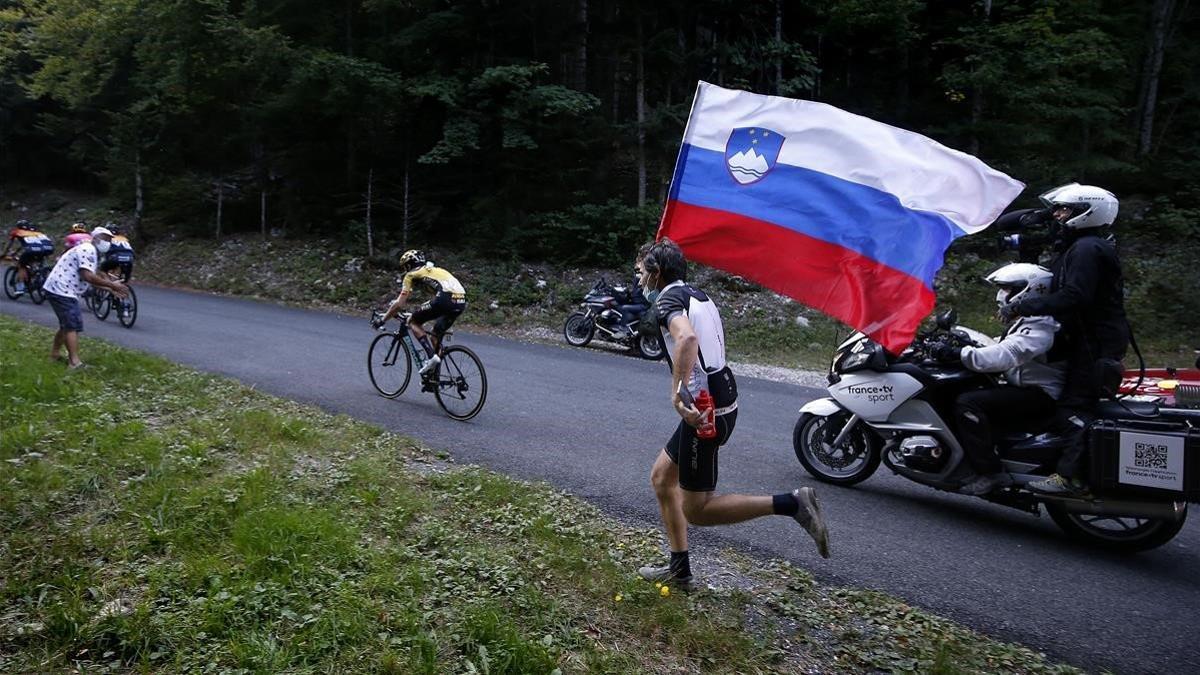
3, 286, 1197, 674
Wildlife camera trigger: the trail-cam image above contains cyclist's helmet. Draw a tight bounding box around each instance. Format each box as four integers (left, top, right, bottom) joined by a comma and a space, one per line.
70, 223, 88, 233
15, 219, 32, 230
399, 249, 427, 272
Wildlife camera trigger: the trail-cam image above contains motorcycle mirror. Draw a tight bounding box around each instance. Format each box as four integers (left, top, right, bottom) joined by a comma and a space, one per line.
936, 309, 957, 331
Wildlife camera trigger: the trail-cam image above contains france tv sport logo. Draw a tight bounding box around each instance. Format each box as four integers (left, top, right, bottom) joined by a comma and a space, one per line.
724, 127, 785, 185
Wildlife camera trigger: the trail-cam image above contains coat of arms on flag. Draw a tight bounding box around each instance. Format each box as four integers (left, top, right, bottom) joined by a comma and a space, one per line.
724, 127, 785, 185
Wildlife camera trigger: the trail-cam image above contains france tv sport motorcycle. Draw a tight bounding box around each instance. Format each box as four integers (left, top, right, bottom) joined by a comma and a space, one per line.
792, 313, 1199, 552
562, 278, 663, 360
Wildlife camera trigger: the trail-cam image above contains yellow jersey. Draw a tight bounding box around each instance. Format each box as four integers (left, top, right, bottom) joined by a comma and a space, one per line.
402, 264, 466, 298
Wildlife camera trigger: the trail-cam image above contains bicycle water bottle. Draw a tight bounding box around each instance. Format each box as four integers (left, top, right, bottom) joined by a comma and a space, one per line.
694, 389, 717, 439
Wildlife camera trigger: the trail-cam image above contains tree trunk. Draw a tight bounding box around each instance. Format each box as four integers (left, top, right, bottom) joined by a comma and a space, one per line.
261, 189, 267, 239
345, 0, 354, 57
636, 12, 646, 207
1136, 0, 1176, 156
774, 0, 783, 95
365, 167, 374, 258
216, 183, 223, 239
133, 150, 144, 230
969, 0, 992, 156
572, 0, 588, 91
403, 161, 411, 251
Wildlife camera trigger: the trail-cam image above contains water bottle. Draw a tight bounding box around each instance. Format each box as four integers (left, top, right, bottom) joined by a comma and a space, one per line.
694, 389, 717, 439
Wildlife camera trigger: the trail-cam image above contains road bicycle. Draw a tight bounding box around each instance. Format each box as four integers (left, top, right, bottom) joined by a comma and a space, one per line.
2, 256, 49, 304
86, 277, 138, 328
367, 310, 488, 420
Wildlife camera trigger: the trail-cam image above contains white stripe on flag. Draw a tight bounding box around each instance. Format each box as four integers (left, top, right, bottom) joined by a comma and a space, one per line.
684, 82, 1024, 234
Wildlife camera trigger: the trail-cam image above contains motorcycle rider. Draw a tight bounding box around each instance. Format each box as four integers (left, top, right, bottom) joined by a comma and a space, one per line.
931, 264, 1066, 495
1001, 184, 1128, 495
618, 268, 651, 332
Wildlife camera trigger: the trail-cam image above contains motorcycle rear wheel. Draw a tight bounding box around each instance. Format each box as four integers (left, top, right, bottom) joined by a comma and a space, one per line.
793, 412, 881, 485
563, 312, 595, 347
1045, 502, 1187, 553
636, 332, 664, 360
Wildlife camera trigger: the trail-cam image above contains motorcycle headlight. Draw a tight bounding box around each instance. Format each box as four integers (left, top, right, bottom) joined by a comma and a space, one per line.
837, 342, 884, 373
840, 351, 872, 372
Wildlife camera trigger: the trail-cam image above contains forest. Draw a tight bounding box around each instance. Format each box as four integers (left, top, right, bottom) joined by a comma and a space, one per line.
1, 0, 1198, 338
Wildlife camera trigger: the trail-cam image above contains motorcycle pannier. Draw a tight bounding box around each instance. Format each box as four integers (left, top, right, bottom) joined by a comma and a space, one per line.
1089, 420, 1200, 503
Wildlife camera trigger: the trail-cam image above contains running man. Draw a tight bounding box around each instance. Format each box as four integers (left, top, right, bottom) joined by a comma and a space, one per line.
636, 239, 830, 591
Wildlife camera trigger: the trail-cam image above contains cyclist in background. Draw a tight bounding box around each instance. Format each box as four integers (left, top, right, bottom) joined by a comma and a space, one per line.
2, 220, 54, 295
64, 223, 92, 250
372, 249, 467, 383
98, 225, 135, 282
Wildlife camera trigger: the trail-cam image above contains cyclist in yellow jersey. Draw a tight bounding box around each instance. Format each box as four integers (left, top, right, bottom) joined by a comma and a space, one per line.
372, 249, 467, 379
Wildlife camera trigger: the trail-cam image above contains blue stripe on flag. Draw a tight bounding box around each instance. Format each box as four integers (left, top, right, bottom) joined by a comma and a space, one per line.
671, 145, 964, 287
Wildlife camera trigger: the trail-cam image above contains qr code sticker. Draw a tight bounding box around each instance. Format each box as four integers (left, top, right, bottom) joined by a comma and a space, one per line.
1134, 442, 1169, 470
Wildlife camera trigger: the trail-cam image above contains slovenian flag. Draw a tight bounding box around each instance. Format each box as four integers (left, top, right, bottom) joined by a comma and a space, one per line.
658, 82, 1024, 353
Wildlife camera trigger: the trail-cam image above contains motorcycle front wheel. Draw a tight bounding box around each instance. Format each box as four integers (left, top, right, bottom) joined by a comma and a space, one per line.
1045, 502, 1187, 553
636, 332, 664, 360
793, 412, 881, 485
563, 312, 595, 347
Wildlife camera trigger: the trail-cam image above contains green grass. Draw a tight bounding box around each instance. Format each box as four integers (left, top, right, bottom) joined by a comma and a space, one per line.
0, 315, 1081, 673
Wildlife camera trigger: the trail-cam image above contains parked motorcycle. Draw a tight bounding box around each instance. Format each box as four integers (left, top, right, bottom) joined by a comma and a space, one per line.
793, 312, 1198, 552
563, 278, 663, 360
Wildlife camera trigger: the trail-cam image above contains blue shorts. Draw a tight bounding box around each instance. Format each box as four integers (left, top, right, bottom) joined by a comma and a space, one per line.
47, 292, 84, 332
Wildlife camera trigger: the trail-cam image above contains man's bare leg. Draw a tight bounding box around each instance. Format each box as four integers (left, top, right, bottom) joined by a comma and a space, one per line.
51, 330, 65, 361
650, 450, 688, 552
680, 490, 774, 526
64, 330, 82, 367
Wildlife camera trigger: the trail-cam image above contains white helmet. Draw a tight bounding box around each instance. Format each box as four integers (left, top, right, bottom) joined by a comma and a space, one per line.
1038, 183, 1118, 230
986, 263, 1053, 309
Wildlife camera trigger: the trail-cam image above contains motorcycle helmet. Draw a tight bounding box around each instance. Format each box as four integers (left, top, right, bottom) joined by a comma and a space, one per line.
986, 263, 1053, 310
399, 249, 426, 272
1038, 183, 1118, 230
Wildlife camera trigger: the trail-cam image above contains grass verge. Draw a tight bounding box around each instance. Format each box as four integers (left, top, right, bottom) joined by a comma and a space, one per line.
0, 315, 1080, 673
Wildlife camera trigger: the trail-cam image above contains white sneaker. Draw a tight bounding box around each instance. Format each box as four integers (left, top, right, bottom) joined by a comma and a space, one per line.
418, 354, 441, 377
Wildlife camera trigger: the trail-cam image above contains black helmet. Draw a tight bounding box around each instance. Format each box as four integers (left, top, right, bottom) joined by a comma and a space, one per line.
399, 249, 427, 272
15, 219, 32, 230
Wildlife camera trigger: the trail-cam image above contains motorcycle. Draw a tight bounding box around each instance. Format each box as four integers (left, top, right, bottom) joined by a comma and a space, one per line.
563, 278, 664, 360
793, 311, 1199, 552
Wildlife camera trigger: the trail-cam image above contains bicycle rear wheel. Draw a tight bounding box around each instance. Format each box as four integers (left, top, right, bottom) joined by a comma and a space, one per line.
368, 332, 412, 398
3, 267, 17, 300
433, 345, 487, 421
93, 290, 111, 320
117, 287, 138, 328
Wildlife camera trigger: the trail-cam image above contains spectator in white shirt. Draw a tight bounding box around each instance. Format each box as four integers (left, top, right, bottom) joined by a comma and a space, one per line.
42, 227, 128, 368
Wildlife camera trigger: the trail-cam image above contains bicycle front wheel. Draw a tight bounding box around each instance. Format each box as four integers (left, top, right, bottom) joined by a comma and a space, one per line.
433, 345, 488, 421
117, 287, 138, 328
368, 332, 412, 398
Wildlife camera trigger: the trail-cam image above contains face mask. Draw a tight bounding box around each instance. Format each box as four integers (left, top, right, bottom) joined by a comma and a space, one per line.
94, 239, 111, 254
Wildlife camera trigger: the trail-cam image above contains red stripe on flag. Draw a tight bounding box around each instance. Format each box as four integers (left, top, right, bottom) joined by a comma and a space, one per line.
659, 200, 935, 353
